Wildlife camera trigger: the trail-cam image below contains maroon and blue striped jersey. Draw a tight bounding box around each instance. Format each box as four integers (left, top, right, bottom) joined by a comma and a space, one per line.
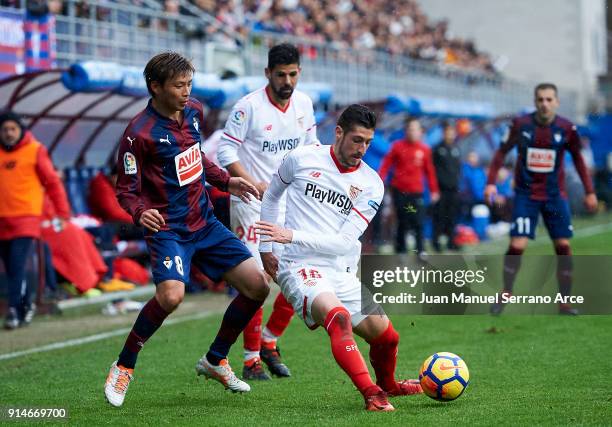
116, 98, 230, 233
487, 113, 594, 201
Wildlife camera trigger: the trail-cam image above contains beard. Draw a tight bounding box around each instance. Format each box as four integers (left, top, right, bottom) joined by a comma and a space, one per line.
272, 84, 294, 100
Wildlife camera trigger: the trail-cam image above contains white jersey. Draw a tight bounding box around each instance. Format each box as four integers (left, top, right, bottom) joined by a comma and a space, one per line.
276, 144, 384, 269
218, 86, 318, 194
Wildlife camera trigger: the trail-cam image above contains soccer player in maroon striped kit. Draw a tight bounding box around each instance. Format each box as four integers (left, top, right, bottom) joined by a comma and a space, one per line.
486, 83, 597, 315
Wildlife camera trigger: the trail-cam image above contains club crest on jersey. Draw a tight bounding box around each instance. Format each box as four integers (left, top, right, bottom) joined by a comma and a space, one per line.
123, 152, 137, 175
554, 133, 562, 143
163, 257, 172, 269
349, 185, 363, 200
175, 143, 203, 186
193, 117, 199, 132
232, 110, 246, 125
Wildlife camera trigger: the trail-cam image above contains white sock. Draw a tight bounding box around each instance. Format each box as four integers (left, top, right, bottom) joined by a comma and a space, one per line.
244, 350, 259, 362
261, 327, 279, 344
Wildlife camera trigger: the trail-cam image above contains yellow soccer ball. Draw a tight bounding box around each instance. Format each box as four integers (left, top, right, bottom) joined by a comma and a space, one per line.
418, 352, 469, 401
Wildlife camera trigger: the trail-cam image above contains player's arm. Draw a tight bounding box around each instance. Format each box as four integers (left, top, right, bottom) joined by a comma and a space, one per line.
35, 145, 70, 222
567, 126, 597, 212
256, 155, 294, 278
216, 101, 267, 195
424, 146, 440, 202
485, 120, 518, 203
115, 132, 146, 224
303, 100, 320, 145
202, 154, 258, 203
378, 143, 396, 182
115, 132, 164, 232
257, 153, 295, 253
258, 182, 384, 256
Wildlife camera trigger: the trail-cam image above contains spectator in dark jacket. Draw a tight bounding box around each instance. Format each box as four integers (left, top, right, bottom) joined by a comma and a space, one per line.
432, 121, 461, 251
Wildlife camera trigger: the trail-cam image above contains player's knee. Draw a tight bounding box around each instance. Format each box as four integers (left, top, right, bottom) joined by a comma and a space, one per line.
385, 322, 399, 347
554, 242, 571, 256
158, 289, 184, 311
324, 307, 352, 334
507, 244, 525, 256
246, 271, 270, 301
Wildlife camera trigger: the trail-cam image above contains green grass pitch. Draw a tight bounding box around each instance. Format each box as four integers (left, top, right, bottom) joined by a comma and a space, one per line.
1, 312, 611, 425
1, 218, 611, 425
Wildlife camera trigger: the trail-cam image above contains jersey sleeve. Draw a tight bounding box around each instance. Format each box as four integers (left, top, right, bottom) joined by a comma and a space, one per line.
378, 143, 396, 182
276, 149, 298, 185
115, 127, 148, 224
487, 119, 518, 185
303, 97, 319, 146
35, 144, 71, 219
567, 125, 595, 194
217, 99, 251, 167
258, 152, 297, 252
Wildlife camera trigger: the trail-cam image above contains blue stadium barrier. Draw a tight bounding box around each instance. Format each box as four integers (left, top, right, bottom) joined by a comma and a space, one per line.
61, 62, 334, 109
63, 166, 109, 216
386, 94, 496, 120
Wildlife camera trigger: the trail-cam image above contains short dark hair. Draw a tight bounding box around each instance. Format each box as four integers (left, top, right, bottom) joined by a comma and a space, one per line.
534, 82, 558, 97
337, 104, 377, 133
440, 120, 454, 130
143, 52, 195, 97
404, 116, 420, 127
267, 43, 300, 70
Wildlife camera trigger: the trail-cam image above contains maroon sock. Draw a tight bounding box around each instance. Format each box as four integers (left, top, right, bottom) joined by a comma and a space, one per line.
207, 294, 263, 365
503, 245, 524, 293
555, 243, 572, 297
118, 297, 169, 369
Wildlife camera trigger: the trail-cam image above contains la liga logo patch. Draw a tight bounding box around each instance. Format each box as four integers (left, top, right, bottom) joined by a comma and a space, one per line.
231, 110, 246, 125
123, 152, 137, 175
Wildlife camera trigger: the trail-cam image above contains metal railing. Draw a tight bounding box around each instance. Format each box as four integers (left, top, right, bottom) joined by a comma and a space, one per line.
244, 32, 577, 118
2, 1, 578, 118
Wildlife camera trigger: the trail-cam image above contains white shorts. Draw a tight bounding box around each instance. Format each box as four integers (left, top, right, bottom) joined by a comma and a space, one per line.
277, 260, 381, 330
230, 198, 284, 268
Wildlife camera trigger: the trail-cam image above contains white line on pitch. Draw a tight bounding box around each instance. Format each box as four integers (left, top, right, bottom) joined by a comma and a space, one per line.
0, 310, 214, 362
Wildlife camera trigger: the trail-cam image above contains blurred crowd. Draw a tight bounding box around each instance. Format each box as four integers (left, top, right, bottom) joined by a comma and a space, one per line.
0, 0, 497, 75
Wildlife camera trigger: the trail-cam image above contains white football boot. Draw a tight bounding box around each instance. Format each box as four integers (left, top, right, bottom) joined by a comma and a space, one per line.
104, 361, 134, 407
195, 356, 251, 393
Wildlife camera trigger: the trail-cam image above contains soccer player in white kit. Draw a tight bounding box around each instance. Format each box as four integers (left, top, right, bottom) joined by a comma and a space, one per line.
255, 105, 423, 412
217, 44, 318, 379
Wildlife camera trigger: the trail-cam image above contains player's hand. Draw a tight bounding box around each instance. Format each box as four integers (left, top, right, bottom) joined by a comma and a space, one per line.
255, 221, 293, 244
430, 192, 440, 203
484, 184, 497, 205
584, 193, 598, 213
139, 209, 165, 232
260, 251, 279, 281
228, 177, 260, 203
255, 181, 269, 198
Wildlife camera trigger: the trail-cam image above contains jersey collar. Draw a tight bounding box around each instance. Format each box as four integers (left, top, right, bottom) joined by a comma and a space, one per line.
265, 85, 291, 113
330, 145, 361, 173
146, 99, 186, 126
